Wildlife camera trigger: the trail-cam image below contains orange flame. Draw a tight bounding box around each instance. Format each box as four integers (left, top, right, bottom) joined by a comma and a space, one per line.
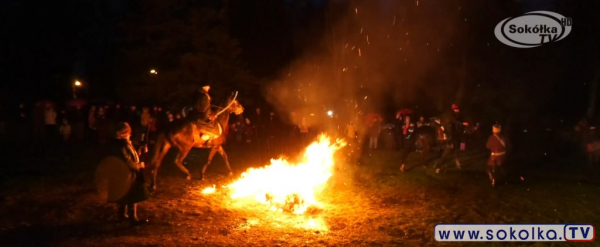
228, 134, 346, 214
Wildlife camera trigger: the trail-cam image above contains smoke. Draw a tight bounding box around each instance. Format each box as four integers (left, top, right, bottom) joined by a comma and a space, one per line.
264, 0, 464, 128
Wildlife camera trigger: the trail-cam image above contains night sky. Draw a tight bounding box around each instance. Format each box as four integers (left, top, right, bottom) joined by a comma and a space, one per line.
1, 0, 599, 123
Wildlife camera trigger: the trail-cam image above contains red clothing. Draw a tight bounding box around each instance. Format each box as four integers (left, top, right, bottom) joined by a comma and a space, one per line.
486, 134, 506, 154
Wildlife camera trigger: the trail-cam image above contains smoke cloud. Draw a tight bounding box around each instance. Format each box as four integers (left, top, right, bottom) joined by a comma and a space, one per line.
264, 0, 465, 129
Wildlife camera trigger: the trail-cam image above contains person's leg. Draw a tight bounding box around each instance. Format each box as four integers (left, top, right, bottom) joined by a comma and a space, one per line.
127, 203, 147, 225
487, 156, 495, 186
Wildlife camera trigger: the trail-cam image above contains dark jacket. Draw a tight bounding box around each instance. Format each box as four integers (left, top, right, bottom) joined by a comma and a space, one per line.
111, 138, 143, 172
441, 110, 464, 141
109, 138, 148, 204
194, 90, 212, 121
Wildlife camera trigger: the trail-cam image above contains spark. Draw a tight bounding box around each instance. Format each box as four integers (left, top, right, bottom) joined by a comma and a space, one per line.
366, 35, 369, 44
360, 28, 363, 34
393, 15, 396, 26
345, 43, 348, 48
416, 0, 419, 6
355, 8, 358, 14
358, 48, 361, 57
405, 32, 409, 36
351, 46, 355, 50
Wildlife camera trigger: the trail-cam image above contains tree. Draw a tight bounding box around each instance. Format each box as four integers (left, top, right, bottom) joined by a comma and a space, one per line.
115, 0, 254, 108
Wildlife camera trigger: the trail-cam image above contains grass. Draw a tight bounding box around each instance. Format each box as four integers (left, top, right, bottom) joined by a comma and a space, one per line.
1, 140, 600, 246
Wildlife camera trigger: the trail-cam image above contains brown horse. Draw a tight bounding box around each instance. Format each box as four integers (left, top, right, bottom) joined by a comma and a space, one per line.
149, 93, 244, 189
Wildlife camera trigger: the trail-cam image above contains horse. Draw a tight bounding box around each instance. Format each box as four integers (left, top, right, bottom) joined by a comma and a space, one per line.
149, 93, 244, 189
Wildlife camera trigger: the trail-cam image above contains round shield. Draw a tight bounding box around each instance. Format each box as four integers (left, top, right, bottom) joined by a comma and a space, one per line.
96, 156, 133, 203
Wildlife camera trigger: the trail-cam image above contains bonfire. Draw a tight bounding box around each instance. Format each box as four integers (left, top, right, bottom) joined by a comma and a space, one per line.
204, 134, 346, 214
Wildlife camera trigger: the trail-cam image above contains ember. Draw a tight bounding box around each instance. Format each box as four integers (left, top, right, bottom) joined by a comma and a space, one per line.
201, 184, 216, 194
227, 135, 346, 214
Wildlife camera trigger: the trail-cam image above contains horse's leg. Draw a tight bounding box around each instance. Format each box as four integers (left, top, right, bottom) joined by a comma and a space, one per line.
201, 147, 219, 180
174, 145, 193, 180
217, 146, 233, 176
150, 134, 171, 190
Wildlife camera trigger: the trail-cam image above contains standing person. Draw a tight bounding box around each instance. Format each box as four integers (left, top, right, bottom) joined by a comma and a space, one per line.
96, 122, 149, 225
244, 118, 253, 144
140, 107, 151, 143
44, 103, 58, 145
127, 105, 140, 141
59, 118, 72, 142
417, 116, 428, 128
345, 121, 357, 142
88, 105, 98, 143
253, 108, 264, 145
402, 116, 412, 139
486, 124, 508, 187
368, 119, 382, 150
97, 107, 109, 144
16, 103, 31, 147
267, 112, 281, 153
113, 104, 125, 123
393, 113, 404, 150
72, 106, 85, 142
298, 117, 309, 144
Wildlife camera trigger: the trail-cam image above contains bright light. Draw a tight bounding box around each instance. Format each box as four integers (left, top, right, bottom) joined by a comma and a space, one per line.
150, 69, 158, 74
227, 135, 346, 214
201, 185, 216, 194
327, 110, 333, 117
74, 80, 82, 87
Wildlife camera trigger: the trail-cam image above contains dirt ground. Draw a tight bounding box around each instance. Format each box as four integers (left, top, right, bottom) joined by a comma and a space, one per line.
1, 140, 600, 246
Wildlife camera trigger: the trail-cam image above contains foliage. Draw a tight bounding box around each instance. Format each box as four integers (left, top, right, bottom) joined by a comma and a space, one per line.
115, 0, 254, 107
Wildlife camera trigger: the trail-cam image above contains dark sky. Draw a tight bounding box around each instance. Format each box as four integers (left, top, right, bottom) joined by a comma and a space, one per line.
0, 0, 598, 123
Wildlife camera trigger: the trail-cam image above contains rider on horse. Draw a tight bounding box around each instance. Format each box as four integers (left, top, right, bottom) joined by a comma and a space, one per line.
191, 85, 221, 141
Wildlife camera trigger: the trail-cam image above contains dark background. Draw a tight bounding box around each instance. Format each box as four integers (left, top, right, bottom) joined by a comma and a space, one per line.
1, 0, 599, 126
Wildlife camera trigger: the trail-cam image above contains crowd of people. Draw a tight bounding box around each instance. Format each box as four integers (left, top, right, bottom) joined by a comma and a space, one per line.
0, 100, 305, 155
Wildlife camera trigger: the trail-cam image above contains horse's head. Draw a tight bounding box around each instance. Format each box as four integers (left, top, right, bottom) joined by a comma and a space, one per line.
226, 93, 244, 115
229, 100, 244, 115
